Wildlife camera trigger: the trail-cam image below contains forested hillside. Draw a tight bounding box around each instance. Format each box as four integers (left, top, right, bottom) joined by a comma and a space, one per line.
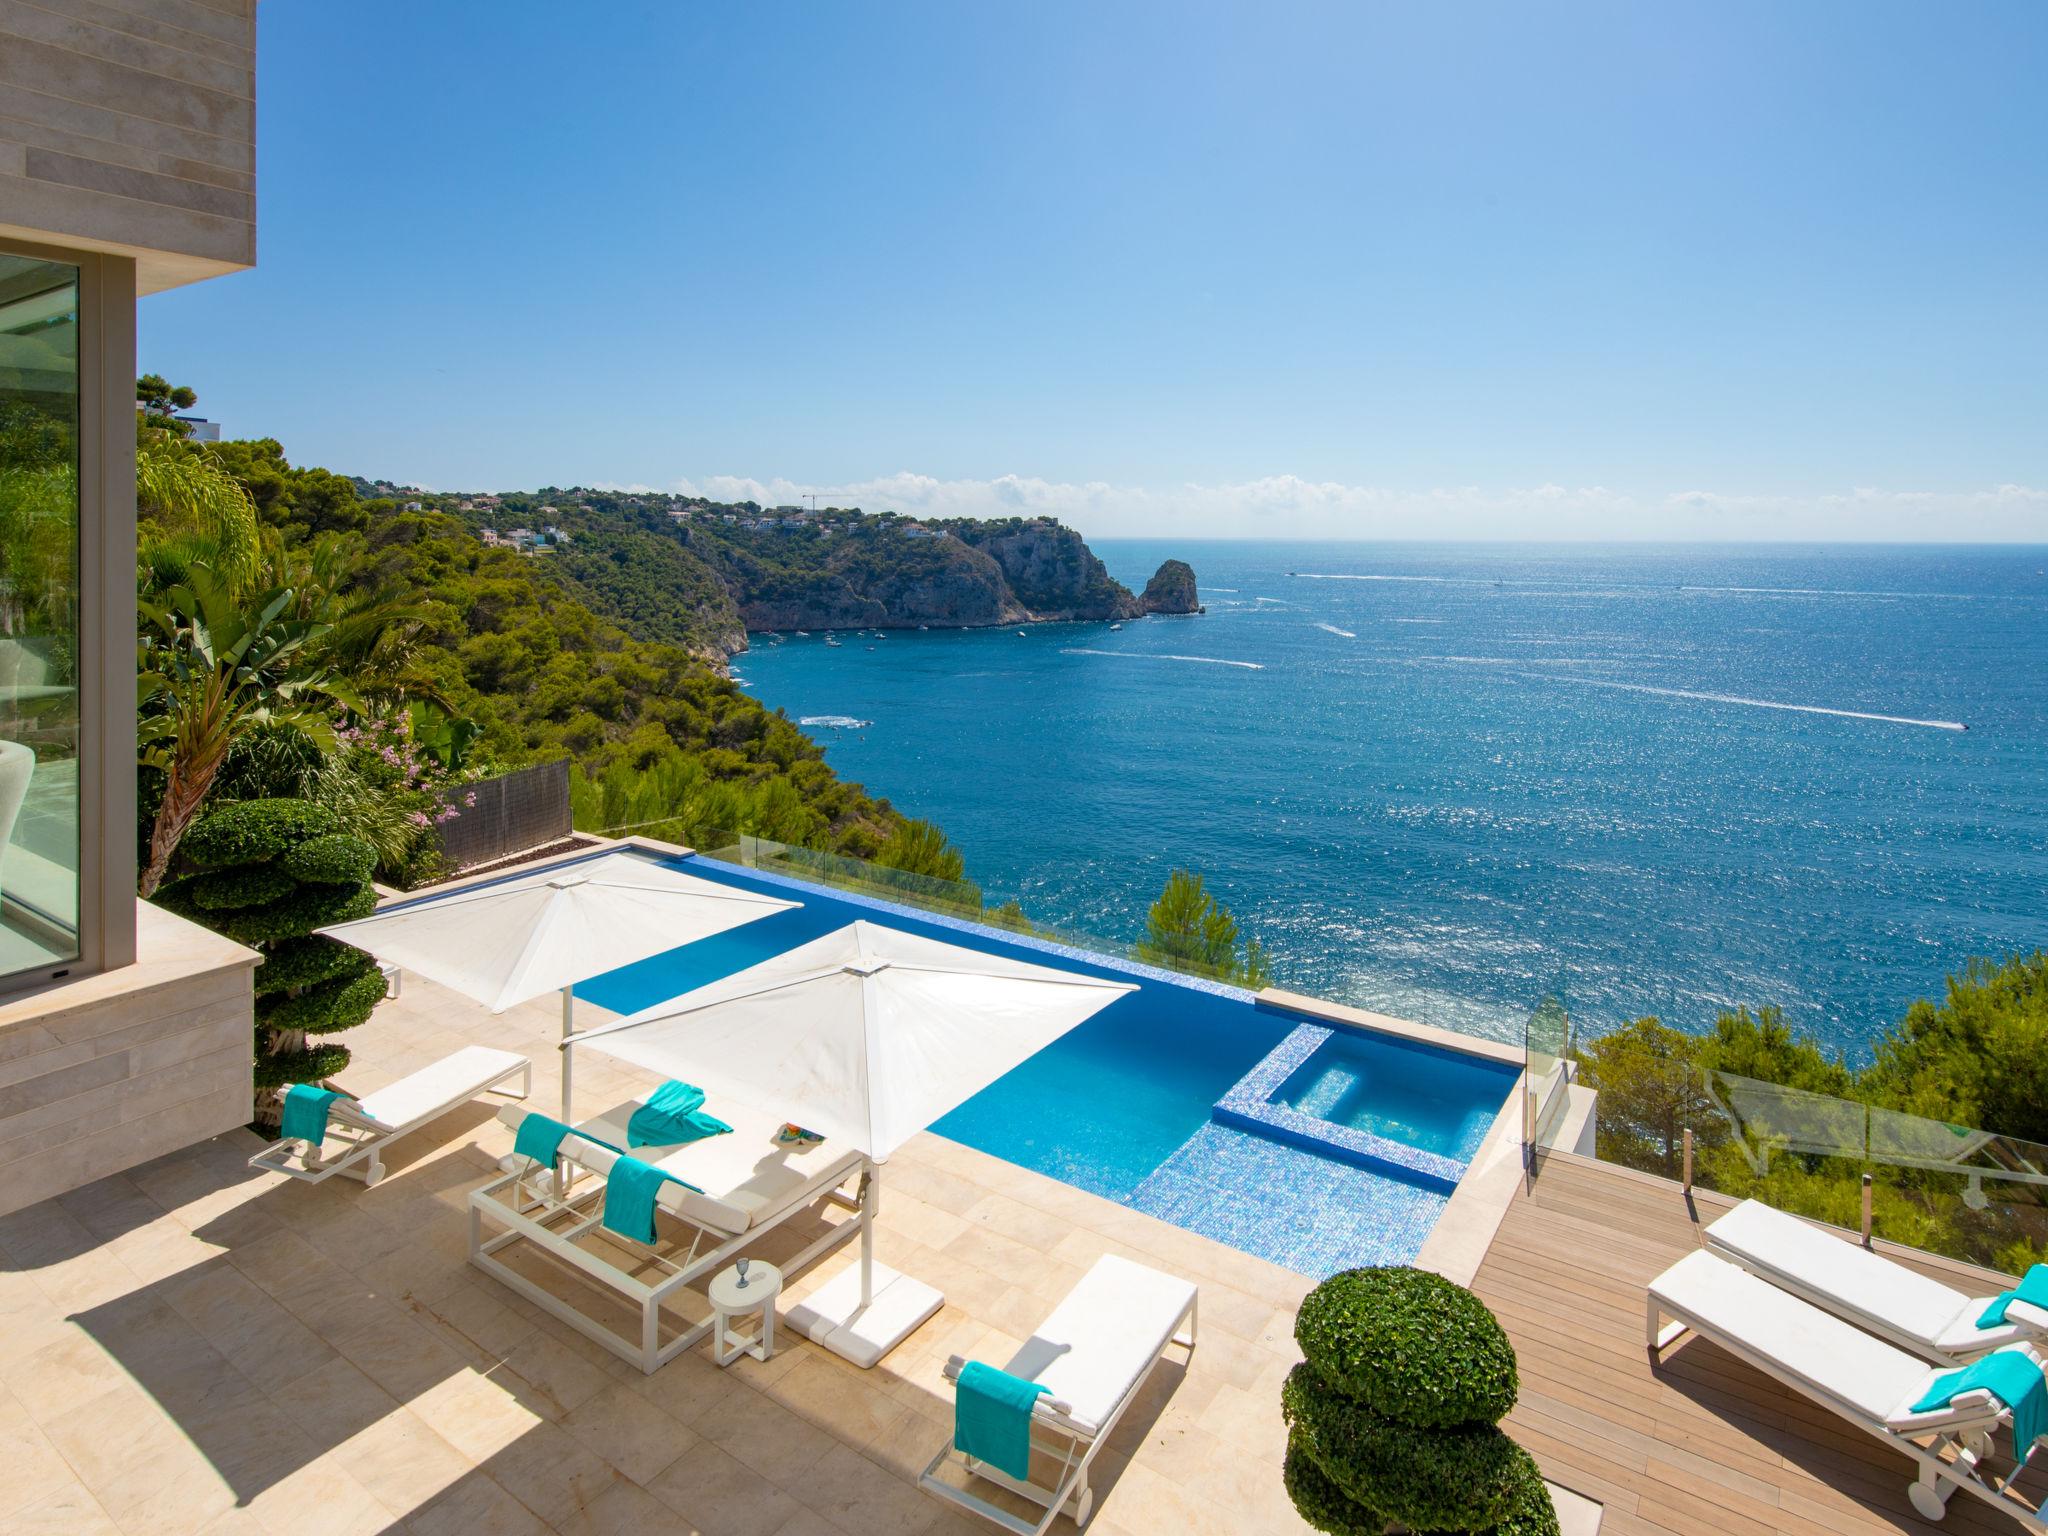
207, 439, 930, 862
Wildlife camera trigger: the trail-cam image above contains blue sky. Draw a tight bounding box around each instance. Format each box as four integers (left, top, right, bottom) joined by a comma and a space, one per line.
144, 2, 2047, 539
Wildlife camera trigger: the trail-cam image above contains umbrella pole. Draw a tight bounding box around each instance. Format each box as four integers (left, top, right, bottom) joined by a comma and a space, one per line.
560, 984, 575, 1122
860, 1164, 876, 1310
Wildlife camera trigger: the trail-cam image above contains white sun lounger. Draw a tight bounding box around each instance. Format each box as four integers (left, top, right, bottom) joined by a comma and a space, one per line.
1648, 1248, 2048, 1526
247, 1045, 531, 1186
1706, 1198, 2048, 1363
919, 1254, 1199, 1534
469, 1095, 867, 1373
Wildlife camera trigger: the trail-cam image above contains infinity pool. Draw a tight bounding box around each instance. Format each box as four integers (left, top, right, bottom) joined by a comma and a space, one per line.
578, 852, 1512, 1277
1276, 1030, 1517, 1163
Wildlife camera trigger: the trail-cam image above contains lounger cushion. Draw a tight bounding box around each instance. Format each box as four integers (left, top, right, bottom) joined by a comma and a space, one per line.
1651, 1249, 1937, 1423
999, 1254, 1196, 1437
499, 1096, 860, 1237
1706, 1198, 2023, 1357
349, 1046, 527, 1132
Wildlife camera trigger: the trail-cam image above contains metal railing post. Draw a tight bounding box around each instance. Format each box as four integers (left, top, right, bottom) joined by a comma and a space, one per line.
1682, 1127, 1693, 1192
1861, 1173, 1874, 1248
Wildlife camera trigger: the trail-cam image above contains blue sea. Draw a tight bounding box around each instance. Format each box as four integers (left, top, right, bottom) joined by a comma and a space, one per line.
732, 543, 2048, 1060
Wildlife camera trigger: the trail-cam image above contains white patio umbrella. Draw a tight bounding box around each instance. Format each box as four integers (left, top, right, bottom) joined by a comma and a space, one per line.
569, 919, 1137, 1365
319, 849, 799, 1120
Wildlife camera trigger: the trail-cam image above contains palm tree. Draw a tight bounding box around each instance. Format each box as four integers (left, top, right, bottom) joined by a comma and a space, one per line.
135, 429, 261, 591
136, 565, 360, 895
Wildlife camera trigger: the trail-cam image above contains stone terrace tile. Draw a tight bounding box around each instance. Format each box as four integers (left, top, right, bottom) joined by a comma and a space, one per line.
0, 972, 1320, 1535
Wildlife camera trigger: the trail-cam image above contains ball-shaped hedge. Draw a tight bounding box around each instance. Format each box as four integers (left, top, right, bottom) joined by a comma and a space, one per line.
217, 881, 376, 946
189, 863, 299, 912
257, 966, 387, 1037
182, 798, 340, 868
1295, 1267, 1518, 1429
1470, 1451, 1561, 1536
1284, 1436, 1383, 1536
1283, 1362, 1526, 1531
254, 935, 376, 997
282, 832, 378, 887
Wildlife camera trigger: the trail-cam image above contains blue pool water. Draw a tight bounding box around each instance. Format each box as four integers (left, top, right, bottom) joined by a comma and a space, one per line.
735, 542, 2048, 1058
578, 853, 1471, 1275
1277, 1032, 1516, 1163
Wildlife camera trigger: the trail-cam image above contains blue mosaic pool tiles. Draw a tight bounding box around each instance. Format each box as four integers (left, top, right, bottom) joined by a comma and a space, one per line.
1130, 1123, 1448, 1278
1214, 1022, 1469, 1193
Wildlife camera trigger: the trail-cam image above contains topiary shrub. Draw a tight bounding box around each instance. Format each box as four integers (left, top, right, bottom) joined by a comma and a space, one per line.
282, 832, 378, 886
167, 797, 383, 1129
180, 798, 340, 866
1295, 1267, 1519, 1428
1284, 1267, 1556, 1536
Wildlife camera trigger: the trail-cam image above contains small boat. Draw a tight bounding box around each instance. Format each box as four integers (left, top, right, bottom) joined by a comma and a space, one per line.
866, 645, 876, 651
1109, 622, 1122, 631
825, 638, 841, 648
918, 624, 929, 631
796, 630, 809, 636
1016, 630, 1027, 637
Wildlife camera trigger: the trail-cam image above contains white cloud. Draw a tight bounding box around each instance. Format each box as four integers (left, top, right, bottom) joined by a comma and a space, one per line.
592, 471, 2048, 542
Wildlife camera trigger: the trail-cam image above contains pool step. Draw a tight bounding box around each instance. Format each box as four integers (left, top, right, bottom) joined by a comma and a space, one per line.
1129, 1123, 1450, 1280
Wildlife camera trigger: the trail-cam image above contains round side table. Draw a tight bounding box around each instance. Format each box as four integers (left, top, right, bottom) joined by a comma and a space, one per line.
707, 1260, 782, 1367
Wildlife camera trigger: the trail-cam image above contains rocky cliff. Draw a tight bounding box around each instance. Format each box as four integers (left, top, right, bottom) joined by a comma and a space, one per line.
945, 518, 1144, 622
729, 525, 1026, 631
1140, 559, 1201, 614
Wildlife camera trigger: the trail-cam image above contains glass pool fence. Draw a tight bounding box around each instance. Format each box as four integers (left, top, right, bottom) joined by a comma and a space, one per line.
1568, 1049, 2048, 1274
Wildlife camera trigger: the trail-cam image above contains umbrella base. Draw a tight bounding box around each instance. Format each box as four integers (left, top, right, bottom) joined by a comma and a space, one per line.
786, 1263, 943, 1369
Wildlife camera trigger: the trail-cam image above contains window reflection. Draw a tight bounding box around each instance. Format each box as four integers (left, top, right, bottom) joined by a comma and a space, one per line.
0, 255, 81, 975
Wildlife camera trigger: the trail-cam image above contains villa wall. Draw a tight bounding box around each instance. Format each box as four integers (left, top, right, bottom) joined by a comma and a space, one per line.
0, 0, 257, 293
0, 901, 259, 1216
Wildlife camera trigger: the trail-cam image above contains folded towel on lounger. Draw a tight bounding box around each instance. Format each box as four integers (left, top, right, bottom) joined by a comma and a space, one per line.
627, 1080, 732, 1148
1978, 1265, 2048, 1329
512, 1112, 579, 1168
601, 1153, 700, 1244
280, 1084, 345, 1145
955, 1360, 1050, 1480
1913, 1349, 2048, 1456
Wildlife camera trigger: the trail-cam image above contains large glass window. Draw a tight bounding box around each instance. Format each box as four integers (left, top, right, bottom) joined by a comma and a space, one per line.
0, 256, 81, 977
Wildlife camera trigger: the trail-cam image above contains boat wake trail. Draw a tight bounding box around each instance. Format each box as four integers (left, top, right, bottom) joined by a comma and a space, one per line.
799, 714, 873, 729
1518, 674, 1965, 731
1063, 648, 1264, 670
1312, 622, 1357, 638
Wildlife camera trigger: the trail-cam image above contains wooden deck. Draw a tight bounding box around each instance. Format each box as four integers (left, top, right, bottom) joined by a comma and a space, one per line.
1475, 1152, 2046, 1536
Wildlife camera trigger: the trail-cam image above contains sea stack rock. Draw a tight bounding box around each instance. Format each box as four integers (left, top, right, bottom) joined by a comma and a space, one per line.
1140, 559, 1202, 614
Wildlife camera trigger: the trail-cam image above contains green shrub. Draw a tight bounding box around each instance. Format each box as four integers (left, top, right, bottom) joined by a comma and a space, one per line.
1294, 1268, 1518, 1429
1473, 1451, 1561, 1536
253, 1040, 351, 1092
181, 797, 340, 867
1284, 1437, 1382, 1536
217, 881, 375, 946
254, 935, 375, 997
1283, 1363, 1524, 1530
257, 967, 386, 1036
281, 831, 378, 887
189, 863, 298, 912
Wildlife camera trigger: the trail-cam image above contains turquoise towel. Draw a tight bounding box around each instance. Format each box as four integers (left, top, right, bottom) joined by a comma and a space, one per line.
954, 1360, 1049, 1480
512, 1112, 576, 1168
280, 1084, 343, 1145
627, 1080, 706, 1146
1978, 1265, 2048, 1329
1913, 1350, 2048, 1457
600, 1154, 700, 1244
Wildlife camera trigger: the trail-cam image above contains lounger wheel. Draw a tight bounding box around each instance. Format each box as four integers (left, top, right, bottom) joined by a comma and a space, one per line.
1908, 1477, 1950, 1521
362, 1159, 386, 1187
1071, 1486, 1094, 1526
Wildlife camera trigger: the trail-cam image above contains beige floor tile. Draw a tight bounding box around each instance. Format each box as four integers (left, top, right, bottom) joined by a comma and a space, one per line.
1194, 1380, 1289, 1467
478, 1418, 622, 1527
492, 1326, 617, 1419
795, 1441, 943, 1536
243, 1450, 392, 1536
0, 1387, 83, 1520
699, 1380, 837, 1486
335, 1305, 470, 1405
557, 1475, 700, 1536
647, 1439, 802, 1536
627, 1339, 744, 1429
7, 1481, 124, 1535
395, 1469, 546, 1536
768, 1509, 846, 1536
338, 1404, 475, 1520
4, 1325, 132, 1422
412, 1369, 547, 1463
765, 1350, 919, 1448
558, 1379, 697, 1486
